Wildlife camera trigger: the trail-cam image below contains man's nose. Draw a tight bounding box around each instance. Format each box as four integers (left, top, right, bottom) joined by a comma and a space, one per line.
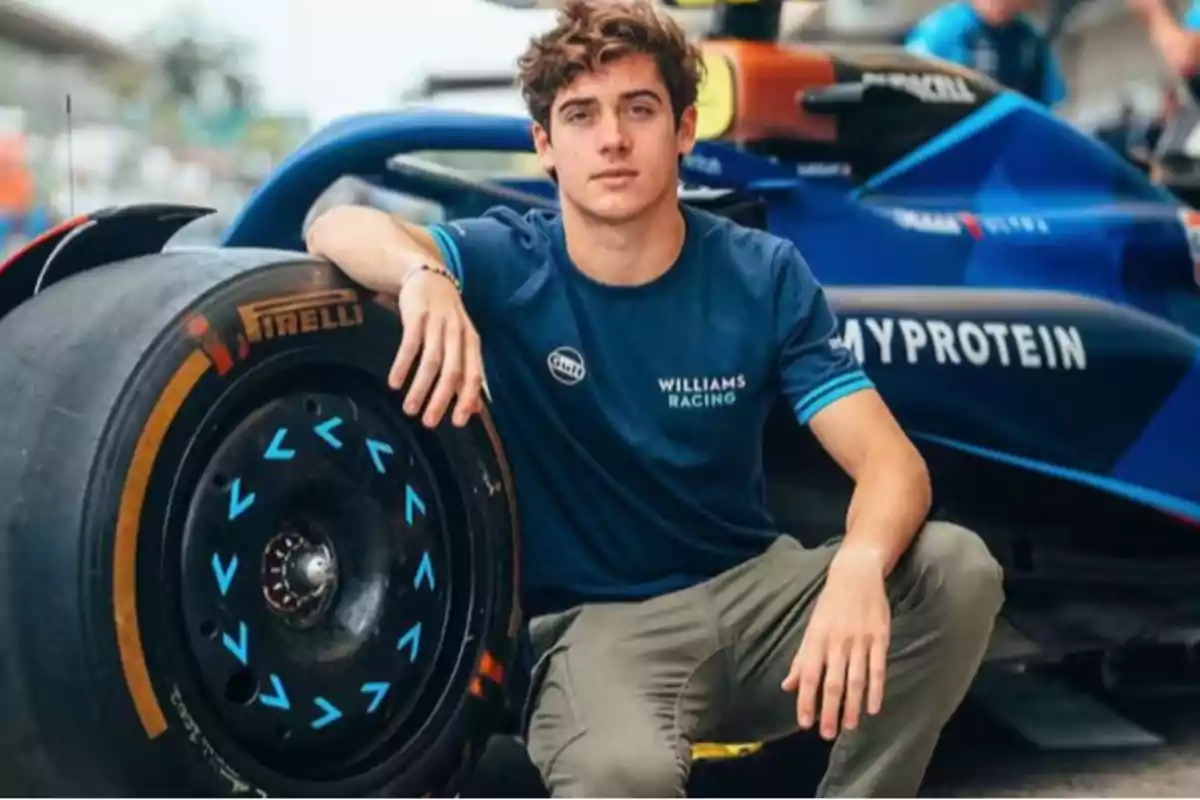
597, 108, 631, 153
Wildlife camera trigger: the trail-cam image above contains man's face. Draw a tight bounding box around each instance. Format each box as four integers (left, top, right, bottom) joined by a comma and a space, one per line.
532, 53, 697, 224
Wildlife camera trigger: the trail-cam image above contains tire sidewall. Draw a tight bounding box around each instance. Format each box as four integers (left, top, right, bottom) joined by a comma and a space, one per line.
81, 260, 519, 796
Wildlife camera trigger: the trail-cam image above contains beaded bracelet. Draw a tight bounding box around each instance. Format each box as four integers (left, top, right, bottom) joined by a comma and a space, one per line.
402, 262, 462, 294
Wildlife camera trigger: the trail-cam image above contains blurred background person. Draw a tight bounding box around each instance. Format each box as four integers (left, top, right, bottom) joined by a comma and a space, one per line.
904, 0, 1067, 108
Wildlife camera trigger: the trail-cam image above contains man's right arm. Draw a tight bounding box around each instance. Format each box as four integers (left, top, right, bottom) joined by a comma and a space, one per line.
305, 204, 484, 429
305, 203, 532, 323
304, 204, 451, 299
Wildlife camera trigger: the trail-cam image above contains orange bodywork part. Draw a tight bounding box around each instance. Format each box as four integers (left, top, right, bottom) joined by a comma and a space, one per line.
696, 40, 837, 143
0, 133, 35, 215
0, 162, 34, 216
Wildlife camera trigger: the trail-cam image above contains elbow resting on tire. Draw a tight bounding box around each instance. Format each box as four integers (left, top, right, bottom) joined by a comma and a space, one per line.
304, 204, 373, 257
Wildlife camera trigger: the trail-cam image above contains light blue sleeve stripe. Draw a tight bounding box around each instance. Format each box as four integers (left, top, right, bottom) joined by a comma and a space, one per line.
794, 372, 875, 424
426, 224, 464, 285
792, 371, 867, 414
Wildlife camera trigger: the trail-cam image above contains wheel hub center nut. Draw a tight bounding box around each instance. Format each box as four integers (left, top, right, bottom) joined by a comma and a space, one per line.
262, 530, 337, 624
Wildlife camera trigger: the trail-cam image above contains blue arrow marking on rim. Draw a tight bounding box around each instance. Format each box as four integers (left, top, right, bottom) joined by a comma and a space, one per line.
397, 622, 422, 663
263, 427, 295, 460
414, 551, 435, 591
227, 478, 256, 521
259, 674, 290, 710
405, 484, 426, 526
361, 681, 391, 714
211, 553, 238, 596
313, 416, 344, 449
365, 438, 394, 474
222, 621, 248, 666
311, 697, 342, 729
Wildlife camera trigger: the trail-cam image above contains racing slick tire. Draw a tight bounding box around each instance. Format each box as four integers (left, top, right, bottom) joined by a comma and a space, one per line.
0, 248, 519, 797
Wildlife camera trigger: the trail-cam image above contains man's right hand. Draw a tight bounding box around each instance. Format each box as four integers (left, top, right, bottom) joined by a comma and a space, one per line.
389, 267, 485, 429
303, 204, 485, 429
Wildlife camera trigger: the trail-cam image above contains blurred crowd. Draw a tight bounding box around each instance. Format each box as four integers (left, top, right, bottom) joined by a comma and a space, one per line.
0, 4, 312, 258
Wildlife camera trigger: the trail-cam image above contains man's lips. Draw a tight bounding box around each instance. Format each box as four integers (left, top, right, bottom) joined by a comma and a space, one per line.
592, 169, 638, 180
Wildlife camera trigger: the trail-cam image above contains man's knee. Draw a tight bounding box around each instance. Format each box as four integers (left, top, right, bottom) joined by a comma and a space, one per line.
900, 521, 1005, 629
548, 734, 686, 798
525, 648, 690, 797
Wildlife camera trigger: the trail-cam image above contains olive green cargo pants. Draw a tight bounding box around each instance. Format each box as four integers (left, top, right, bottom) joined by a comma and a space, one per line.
522, 522, 1005, 798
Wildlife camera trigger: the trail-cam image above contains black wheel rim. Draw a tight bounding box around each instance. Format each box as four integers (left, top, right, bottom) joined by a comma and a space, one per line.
162, 360, 480, 785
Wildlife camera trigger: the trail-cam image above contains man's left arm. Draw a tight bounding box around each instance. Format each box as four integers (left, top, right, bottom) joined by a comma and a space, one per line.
772, 242, 932, 577
1038, 41, 1069, 110
771, 242, 933, 740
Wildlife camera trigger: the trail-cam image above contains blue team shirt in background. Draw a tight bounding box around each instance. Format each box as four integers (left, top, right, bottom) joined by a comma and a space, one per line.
426, 205, 872, 615
905, 1, 1066, 107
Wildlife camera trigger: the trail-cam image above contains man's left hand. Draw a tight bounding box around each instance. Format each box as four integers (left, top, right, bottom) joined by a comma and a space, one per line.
782, 547, 892, 741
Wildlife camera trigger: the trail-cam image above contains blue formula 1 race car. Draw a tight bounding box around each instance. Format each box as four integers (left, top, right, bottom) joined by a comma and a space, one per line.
1, 0, 1199, 796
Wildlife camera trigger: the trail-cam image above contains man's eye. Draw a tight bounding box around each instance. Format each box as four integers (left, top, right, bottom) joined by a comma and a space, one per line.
630, 105, 654, 117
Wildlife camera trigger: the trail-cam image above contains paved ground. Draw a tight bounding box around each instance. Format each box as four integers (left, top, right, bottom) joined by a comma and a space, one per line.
920, 690, 1200, 797
464, 670, 1200, 797
691, 683, 1200, 797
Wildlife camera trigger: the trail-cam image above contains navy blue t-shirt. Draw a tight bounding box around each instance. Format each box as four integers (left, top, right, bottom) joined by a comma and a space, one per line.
426, 205, 873, 615
905, 1, 1066, 107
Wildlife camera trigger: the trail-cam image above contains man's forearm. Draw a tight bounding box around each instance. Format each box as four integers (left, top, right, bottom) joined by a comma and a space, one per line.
305, 205, 440, 295
1146, 5, 1200, 76
836, 442, 932, 578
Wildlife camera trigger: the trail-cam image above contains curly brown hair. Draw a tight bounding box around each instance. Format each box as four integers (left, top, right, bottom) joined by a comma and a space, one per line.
517, 0, 706, 132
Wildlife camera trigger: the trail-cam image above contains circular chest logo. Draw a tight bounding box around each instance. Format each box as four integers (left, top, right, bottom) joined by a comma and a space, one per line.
547, 346, 586, 386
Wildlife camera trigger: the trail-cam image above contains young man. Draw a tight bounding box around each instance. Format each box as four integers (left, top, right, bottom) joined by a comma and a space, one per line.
305, 1, 1004, 795
905, 0, 1067, 108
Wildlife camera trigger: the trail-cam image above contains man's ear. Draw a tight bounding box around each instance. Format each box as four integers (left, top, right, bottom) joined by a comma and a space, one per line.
677, 105, 698, 157
532, 120, 555, 175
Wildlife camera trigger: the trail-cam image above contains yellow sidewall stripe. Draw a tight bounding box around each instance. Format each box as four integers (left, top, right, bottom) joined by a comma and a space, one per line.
114, 350, 211, 739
